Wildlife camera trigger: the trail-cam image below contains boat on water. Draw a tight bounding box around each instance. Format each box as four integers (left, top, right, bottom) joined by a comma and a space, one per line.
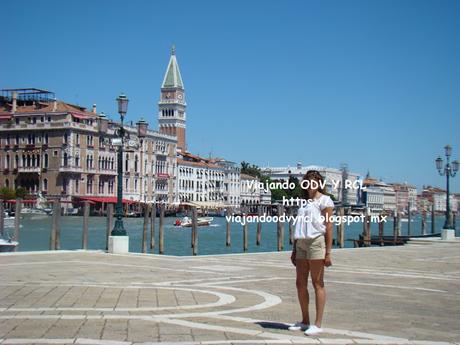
174, 216, 214, 227
0, 216, 18, 251
20, 192, 53, 216
400, 218, 414, 223
0, 237, 18, 252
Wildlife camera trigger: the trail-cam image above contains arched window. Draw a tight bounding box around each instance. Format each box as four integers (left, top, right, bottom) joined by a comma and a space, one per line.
125, 154, 129, 172
43, 178, 48, 191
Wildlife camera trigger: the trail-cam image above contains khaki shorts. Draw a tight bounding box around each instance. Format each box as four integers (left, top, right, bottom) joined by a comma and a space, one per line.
295, 235, 326, 260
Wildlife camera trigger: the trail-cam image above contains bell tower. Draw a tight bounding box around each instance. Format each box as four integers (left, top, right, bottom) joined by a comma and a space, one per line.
158, 45, 187, 152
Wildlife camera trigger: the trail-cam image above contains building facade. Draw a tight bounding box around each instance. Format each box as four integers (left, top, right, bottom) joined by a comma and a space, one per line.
389, 183, 417, 214
260, 162, 360, 205
158, 46, 187, 152
0, 88, 177, 206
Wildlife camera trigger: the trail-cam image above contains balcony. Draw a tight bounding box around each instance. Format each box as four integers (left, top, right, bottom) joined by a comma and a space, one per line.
156, 173, 170, 179
18, 166, 40, 173
59, 165, 83, 173
99, 169, 117, 176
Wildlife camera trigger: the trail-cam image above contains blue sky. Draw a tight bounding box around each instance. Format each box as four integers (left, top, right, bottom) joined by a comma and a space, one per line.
1, 0, 459, 191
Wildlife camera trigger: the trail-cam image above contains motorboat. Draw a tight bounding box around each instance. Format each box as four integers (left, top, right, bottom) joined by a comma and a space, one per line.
20, 192, 53, 216
21, 207, 52, 215
174, 216, 213, 227
0, 237, 18, 252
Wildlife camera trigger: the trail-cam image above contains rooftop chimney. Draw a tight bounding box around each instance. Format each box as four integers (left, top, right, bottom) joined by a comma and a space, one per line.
12, 91, 17, 114
92, 104, 97, 114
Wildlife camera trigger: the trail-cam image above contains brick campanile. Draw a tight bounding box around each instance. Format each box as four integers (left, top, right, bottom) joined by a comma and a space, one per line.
158, 45, 187, 152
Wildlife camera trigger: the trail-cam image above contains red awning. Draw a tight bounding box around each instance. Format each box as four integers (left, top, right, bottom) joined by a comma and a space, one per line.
0, 114, 12, 120
78, 196, 136, 204
5, 199, 37, 204
71, 112, 92, 120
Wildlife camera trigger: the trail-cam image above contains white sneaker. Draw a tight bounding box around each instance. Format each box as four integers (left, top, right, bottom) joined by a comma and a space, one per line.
288, 322, 309, 331
304, 325, 323, 336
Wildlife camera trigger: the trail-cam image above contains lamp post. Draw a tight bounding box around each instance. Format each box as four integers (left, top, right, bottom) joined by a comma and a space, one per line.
108, 93, 129, 252
435, 144, 459, 240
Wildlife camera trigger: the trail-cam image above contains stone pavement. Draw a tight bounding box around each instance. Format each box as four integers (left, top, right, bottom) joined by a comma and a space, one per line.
0, 243, 459, 345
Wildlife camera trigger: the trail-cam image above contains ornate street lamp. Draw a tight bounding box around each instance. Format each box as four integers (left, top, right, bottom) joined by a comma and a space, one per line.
435, 144, 459, 236
111, 93, 129, 237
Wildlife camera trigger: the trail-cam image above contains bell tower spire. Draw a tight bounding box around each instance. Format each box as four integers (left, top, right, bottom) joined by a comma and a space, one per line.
158, 45, 186, 152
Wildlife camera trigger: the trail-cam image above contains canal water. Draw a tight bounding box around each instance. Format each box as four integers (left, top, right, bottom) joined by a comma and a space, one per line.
5, 214, 460, 255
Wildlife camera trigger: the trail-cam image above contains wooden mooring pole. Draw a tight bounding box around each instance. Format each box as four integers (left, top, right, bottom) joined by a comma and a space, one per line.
192, 207, 198, 255
243, 206, 248, 252
106, 203, 114, 250
82, 201, 89, 250
378, 214, 384, 246
142, 204, 149, 253
150, 203, 156, 250
14, 199, 21, 251
50, 201, 61, 250
256, 205, 262, 246
159, 203, 165, 254
277, 204, 284, 251
226, 207, 232, 247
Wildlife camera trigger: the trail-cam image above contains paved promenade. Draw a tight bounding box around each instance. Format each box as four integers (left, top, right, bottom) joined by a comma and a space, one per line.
1, 243, 459, 345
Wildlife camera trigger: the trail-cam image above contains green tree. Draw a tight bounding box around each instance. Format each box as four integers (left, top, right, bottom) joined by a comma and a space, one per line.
240, 161, 262, 179
15, 187, 27, 199
0, 187, 16, 200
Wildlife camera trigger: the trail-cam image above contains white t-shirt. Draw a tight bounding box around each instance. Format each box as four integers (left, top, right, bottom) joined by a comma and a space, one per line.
294, 194, 334, 239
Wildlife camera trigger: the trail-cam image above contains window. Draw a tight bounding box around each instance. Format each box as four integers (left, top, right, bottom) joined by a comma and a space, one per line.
5, 179, 9, 188
43, 178, 48, 191
33, 117, 37, 124
134, 155, 138, 172
15, 118, 19, 125
75, 133, 80, 146
125, 178, 129, 190
125, 154, 129, 171
15, 134, 19, 145
134, 179, 138, 192
75, 155, 79, 167
47, 116, 51, 122
44, 134, 49, 145
44, 154, 49, 168
99, 180, 104, 194
63, 178, 68, 193
87, 135, 93, 147
75, 179, 79, 194
86, 178, 93, 194
108, 180, 114, 194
